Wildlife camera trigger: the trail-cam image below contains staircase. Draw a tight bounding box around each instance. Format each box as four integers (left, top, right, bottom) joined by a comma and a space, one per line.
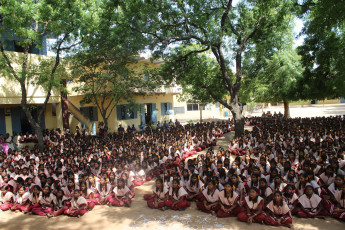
67, 100, 93, 133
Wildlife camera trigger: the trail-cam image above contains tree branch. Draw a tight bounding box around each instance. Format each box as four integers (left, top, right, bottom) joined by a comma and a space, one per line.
0, 42, 20, 81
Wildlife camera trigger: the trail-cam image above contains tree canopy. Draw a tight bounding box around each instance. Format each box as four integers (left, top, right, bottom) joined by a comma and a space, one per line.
296, 0, 345, 100
0, 0, 99, 149
121, 0, 294, 137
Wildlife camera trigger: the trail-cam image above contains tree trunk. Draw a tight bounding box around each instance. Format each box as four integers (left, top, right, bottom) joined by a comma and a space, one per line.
199, 105, 203, 122
103, 115, 109, 138
230, 103, 245, 138
61, 79, 69, 129
283, 100, 290, 118
35, 125, 44, 151
22, 108, 45, 151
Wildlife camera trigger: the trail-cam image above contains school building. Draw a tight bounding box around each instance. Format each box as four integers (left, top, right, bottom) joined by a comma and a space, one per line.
0, 51, 226, 136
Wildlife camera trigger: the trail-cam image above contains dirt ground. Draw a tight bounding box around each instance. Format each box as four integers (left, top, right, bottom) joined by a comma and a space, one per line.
1, 132, 345, 230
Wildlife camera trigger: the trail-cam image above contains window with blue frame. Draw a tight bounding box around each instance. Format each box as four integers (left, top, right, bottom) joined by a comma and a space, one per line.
117, 104, 138, 120
161, 102, 173, 115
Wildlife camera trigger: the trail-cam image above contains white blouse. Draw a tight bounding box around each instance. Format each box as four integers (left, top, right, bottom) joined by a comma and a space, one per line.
219, 190, 239, 206
202, 188, 220, 203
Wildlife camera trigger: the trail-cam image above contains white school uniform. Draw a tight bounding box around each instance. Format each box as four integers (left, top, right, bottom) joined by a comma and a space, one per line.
39, 192, 57, 206
70, 196, 88, 209
266, 200, 290, 215
219, 190, 239, 206
185, 180, 204, 194
152, 186, 169, 200
0, 191, 14, 203
97, 184, 112, 198
169, 187, 188, 200
284, 193, 299, 210
202, 188, 220, 203
244, 196, 263, 210
328, 183, 341, 196
15, 192, 30, 204
298, 194, 322, 212
334, 191, 345, 208
113, 186, 130, 197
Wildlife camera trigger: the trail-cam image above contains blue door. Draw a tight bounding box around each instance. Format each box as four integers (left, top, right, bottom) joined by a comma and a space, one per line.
11, 107, 21, 134
0, 109, 6, 135
151, 103, 157, 124
141, 104, 146, 125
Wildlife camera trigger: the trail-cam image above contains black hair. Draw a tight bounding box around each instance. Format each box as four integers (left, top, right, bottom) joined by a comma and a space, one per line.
117, 178, 125, 189
155, 178, 164, 193
190, 173, 200, 188
80, 181, 88, 195
172, 179, 180, 197
224, 182, 234, 198
207, 180, 216, 195
42, 185, 51, 198
273, 191, 283, 206
248, 187, 259, 203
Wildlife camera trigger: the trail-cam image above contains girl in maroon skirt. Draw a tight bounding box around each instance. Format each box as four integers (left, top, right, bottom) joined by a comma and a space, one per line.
144, 178, 168, 210
0, 185, 14, 211
10, 186, 30, 212
217, 182, 242, 217
332, 183, 345, 220
296, 185, 328, 218
64, 189, 89, 217
185, 173, 204, 201
265, 191, 293, 228
237, 188, 266, 224
196, 180, 220, 215
32, 185, 55, 218
107, 178, 132, 207
165, 179, 190, 210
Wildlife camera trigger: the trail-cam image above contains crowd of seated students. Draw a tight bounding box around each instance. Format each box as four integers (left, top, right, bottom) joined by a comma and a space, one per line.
0, 120, 229, 217
1, 115, 345, 227
143, 115, 345, 228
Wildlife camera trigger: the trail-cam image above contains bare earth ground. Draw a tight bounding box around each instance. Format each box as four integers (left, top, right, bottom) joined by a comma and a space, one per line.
1, 105, 345, 230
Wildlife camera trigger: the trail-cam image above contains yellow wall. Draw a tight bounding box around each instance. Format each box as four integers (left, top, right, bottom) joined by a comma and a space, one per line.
5, 115, 12, 135
68, 93, 174, 133
44, 103, 58, 130
173, 95, 222, 122
0, 52, 61, 105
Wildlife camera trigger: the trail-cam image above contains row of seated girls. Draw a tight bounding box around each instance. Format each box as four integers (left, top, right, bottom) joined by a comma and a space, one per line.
143, 115, 345, 227
0, 121, 229, 217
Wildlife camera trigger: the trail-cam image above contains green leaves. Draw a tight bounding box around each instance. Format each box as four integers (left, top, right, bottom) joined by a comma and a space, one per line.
297, 0, 345, 99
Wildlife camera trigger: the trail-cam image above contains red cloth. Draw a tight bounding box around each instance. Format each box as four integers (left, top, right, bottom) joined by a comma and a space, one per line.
54, 206, 68, 216
64, 207, 88, 217
32, 204, 54, 216
107, 196, 132, 207
0, 203, 13, 211
296, 208, 328, 218
237, 211, 266, 223
217, 205, 243, 217
333, 212, 345, 220
11, 204, 28, 212
147, 199, 165, 209
264, 214, 292, 226
196, 201, 220, 213
164, 199, 190, 210
143, 194, 153, 200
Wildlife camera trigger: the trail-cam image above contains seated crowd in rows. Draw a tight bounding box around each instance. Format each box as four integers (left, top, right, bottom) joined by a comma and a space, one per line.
0, 120, 225, 217
0, 116, 345, 228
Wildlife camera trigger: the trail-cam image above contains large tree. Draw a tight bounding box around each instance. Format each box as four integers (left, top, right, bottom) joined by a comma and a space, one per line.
296, 0, 345, 100
121, 0, 294, 137
71, 2, 162, 134
243, 49, 304, 118
0, 0, 97, 150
